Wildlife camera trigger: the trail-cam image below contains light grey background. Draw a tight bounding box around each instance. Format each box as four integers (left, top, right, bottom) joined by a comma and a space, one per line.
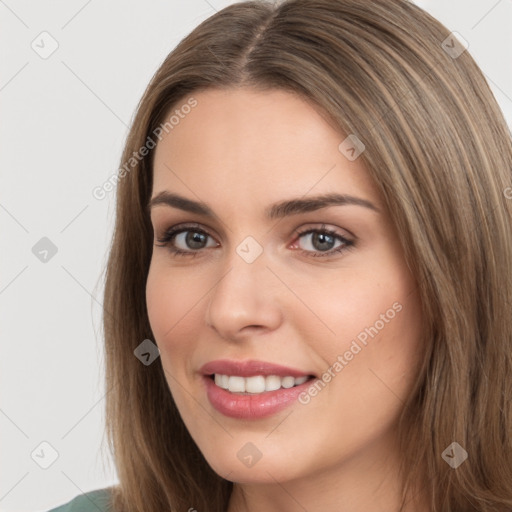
1, 1, 511, 511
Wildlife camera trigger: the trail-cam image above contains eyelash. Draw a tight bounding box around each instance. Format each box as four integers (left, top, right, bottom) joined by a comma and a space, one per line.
155, 225, 355, 258
154, 223, 355, 259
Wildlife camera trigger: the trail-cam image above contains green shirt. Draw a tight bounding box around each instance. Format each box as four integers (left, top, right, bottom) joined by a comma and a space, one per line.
47, 487, 112, 512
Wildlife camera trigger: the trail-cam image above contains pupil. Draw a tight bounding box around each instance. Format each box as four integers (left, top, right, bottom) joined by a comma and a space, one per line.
314, 233, 334, 251
187, 231, 206, 249
184, 231, 336, 251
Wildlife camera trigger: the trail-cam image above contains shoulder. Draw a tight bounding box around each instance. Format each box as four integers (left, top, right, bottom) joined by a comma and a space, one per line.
46, 487, 113, 512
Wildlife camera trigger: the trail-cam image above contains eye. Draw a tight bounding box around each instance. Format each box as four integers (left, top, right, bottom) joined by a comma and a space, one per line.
155, 223, 218, 257
154, 223, 355, 259
292, 225, 354, 258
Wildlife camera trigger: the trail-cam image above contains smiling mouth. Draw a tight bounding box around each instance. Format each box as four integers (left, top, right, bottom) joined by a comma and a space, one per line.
208, 373, 315, 394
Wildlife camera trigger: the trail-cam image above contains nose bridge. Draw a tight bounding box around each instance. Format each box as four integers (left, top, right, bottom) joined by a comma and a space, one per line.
205, 235, 282, 337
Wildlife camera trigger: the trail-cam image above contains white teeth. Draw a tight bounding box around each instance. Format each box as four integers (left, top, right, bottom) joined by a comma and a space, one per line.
228, 376, 245, 392
246, 376, 266, 393
213, 374, 311, 393
265, 375, 282, 391
281, 376, 296, 388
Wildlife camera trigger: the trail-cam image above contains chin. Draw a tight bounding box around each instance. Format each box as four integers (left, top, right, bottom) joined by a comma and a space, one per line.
198, 438, 308, 484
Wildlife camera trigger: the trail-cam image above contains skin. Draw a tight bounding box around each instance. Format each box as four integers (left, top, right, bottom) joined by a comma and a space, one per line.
146, 87, 428, 511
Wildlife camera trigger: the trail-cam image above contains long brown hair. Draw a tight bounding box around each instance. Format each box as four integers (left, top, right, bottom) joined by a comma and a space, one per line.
101, 1, 512, 510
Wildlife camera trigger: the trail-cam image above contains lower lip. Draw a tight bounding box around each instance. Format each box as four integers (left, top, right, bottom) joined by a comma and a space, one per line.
202, 375, 314, 419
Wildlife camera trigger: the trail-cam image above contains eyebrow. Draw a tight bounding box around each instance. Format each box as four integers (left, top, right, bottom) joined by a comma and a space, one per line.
148, 191, 379, 220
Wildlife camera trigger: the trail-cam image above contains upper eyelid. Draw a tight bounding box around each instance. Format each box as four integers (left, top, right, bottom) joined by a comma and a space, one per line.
155, 223, 354, 244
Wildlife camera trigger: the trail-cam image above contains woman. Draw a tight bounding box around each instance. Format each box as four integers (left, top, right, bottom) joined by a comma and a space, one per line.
48, 0, 512, 511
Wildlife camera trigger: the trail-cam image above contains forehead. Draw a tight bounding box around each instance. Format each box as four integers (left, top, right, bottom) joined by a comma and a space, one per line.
151, 87, 380, 210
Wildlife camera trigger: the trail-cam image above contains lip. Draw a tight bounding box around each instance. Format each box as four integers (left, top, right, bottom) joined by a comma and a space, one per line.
199, 359, 316, 420
202, 374, 315, 419
199, 359, 315, 378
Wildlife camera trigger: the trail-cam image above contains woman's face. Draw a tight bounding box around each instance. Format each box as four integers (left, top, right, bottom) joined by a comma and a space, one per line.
146, 87, 424, 487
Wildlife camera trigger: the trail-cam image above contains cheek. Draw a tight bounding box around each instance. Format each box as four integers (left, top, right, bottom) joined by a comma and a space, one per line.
305, 264, 422, 383
145, 264, 205, 356
145, 265, 207, 414
300, 267, 408, 343
146, 267, 174, 340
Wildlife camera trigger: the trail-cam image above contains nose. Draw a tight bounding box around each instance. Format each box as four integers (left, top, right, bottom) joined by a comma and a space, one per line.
205, 245, 283, 342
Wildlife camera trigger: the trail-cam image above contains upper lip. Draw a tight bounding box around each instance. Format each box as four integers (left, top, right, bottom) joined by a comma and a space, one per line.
200, 359, 315, 378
